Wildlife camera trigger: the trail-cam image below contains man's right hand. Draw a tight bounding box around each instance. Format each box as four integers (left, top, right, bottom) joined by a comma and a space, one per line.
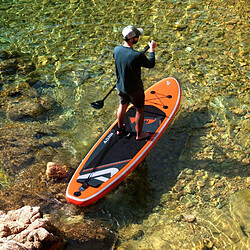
149, 40, 156, 52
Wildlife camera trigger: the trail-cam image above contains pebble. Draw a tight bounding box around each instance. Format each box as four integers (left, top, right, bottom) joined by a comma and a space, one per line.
232, 108, 247, 116
214, 182, 224, 188
185, 169, 194, 175
184, 184, 196, 194
216, 202, 223, 209
182, 214, 196, 223
242, 158, 249, 165
171, 192, 183, 200
177, 172, 186, 180
185, 47, 193, 53
174, 23, 188, 31
209, 180, 215, 186
186, 202, 195, 208
246, 177, 250, 184
175, 215, 182, 222
197, 180, 206, 187
186, 4, 198, 10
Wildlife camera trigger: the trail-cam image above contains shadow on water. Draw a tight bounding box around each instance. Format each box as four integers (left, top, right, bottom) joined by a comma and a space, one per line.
76, 99, 249, 232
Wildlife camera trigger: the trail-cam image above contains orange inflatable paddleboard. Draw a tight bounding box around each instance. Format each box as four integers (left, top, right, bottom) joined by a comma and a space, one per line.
66, 77, 181, 206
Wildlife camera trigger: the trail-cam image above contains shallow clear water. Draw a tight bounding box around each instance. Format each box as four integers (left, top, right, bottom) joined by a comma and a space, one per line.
0, 0, 249, 248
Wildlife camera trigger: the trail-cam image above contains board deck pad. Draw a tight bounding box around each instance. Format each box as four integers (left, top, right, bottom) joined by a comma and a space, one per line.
66, 77, 181, 206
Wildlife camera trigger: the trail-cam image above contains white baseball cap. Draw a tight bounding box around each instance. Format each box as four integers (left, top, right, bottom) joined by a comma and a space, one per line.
122, 25, 143, 40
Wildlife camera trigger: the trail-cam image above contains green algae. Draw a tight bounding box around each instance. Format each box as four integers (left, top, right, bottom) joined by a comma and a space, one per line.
0, 165, 10, 189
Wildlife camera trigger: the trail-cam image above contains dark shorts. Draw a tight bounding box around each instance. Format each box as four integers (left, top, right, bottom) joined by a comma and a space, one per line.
118, 90, 145, 109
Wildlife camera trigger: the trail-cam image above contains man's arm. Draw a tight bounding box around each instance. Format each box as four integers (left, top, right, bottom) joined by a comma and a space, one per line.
140, 40, 156, 68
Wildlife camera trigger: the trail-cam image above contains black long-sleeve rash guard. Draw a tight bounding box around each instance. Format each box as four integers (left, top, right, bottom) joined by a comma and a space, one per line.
113, 46, 155, 94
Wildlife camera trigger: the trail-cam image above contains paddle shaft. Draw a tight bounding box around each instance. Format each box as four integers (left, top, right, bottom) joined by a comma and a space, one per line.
102, 84, 116, 102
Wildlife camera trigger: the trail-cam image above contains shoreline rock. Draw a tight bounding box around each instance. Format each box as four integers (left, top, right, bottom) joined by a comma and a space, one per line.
0, 206, 66, 250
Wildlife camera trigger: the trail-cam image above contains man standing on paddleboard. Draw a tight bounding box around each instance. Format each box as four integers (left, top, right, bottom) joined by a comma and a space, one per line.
113, 25, 156, 140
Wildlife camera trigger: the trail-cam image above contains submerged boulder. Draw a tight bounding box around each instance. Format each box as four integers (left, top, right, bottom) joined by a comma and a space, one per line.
46, 162, 67, 179
1, 81, 60, 122
7, 98, 46, 121
6, 96, 58, 122
0, 50, 35, 77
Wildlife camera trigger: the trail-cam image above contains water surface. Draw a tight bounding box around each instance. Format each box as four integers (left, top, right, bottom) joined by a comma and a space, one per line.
0, 0, 249, 248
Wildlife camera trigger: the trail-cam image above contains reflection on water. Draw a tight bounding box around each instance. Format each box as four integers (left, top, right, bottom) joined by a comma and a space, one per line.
0, 0, 249, 248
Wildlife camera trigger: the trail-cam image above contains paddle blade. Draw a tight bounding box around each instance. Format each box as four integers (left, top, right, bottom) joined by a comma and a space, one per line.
91, 100, 104, 109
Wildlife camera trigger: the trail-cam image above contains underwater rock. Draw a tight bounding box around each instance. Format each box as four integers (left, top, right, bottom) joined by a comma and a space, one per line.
46, 162, 67, 179
229, 189, 250, 237
182, 214, 196, 223
195, 189, 250, 249
57, 215, 116, 250
1, 81, 37, 101
0, 50, 35, 77
26, 72, 41, 87
1, 81, 61, 122
174, 23, 188, 31
7, 99, 46, 121
0, 58, 18, 76
195, 237, 214, 250
0, 206, 65, 249
186, 4, 198, 11
6, 96, 58, 122
0, 50, 42, 89
0, 121, 63, 174
0, 50, 20, 60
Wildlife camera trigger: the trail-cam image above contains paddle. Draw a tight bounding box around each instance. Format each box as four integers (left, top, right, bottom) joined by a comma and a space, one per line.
91, 44, 150, 109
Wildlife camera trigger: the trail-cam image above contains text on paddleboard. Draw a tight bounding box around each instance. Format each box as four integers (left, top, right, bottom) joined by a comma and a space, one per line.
103, 132, 114, 144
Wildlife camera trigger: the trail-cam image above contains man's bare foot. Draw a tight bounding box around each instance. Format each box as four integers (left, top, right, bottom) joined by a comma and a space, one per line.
136, 131, 151, 140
